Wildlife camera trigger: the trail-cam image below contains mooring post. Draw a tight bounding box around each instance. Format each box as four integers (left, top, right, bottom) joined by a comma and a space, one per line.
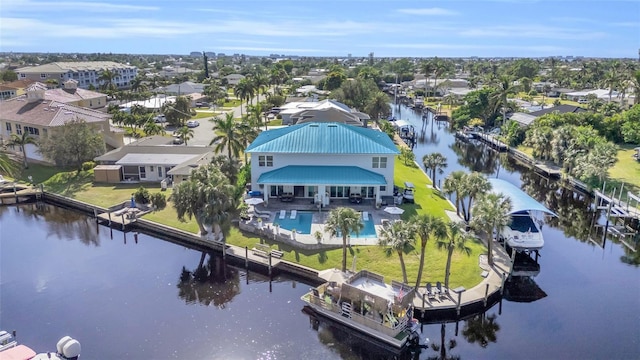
421, 292, 426, 317
245, 246, 249, 269
456, 292, 463, 316
509, 250, 516, 274
108, 211, 112, 226
13, 183, 17, 202
222, 237, 226, 260
500, 272, 507, 295
484, 283, 490, 307
268, 253, 272, 278
121, 214, 126, 231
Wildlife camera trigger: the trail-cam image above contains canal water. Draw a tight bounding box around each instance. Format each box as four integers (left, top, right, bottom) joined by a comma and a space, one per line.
1, 103, 639, 359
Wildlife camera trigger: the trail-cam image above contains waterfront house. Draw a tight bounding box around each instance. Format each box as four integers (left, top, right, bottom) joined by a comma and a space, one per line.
279, 99, 370, 126
0, 83, 123, 163
509, 104, 586, 127
94, 136, 214, 184
245, 122, 399, 206
16, 61, 137, 90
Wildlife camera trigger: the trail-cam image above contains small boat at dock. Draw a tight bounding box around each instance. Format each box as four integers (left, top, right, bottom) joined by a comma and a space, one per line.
301, 270, 423, 349
0, 331, 81, 360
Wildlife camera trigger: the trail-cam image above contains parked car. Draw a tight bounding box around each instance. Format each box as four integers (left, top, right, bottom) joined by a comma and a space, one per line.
578, 98, 588, 104
154, 114, 166, 123
186, 120, 200, 128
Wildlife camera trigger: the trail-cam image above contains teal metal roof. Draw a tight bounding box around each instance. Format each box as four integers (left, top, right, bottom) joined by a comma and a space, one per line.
257, 166, 387, 185
489, 178, 557, 216
246, 122, 399, 154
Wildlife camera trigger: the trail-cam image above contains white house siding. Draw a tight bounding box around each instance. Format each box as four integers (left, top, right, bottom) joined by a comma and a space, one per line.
250, 153, 396, 198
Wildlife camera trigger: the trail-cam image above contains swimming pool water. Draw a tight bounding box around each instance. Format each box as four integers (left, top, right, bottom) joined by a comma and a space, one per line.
274, 212, 313, 234
351, 217, 377, 238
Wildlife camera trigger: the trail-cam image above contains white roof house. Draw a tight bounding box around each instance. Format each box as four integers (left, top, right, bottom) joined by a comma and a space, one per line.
280, 99, 370, 126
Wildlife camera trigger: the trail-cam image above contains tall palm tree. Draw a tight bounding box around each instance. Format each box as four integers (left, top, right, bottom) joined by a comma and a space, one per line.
461, 172, 491, 222
411, 214, 447, 289
98, 68, 117, 92
470, 193, 512, 266
130, 76, 147, 93
252, 72, 270, 104
437, 222, 473, 289
422, 152, 448, 188
234, 78, 254, 116
8, 132, 37, 169
419, 60, 435, 99
491, 75, 518, 127
631, 70, 640, 105
525, 126, 554, 161
143, 121, 165, 136
378, 220, 416, 284
235, 118, 258, 165
175, 126, 194, 146
210, 112, 243, 159
442, 171, 467, 217
324, 207, 364, 272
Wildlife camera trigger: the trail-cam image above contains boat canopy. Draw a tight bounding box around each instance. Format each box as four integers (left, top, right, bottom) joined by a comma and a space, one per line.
488, 178, 557, 216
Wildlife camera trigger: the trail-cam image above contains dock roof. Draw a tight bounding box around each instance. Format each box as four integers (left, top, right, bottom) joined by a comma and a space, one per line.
488, 178, 556, 216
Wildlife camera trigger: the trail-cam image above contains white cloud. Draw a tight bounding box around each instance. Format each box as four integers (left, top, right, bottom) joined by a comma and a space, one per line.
3, 0, 158, 12
397, 8, 459, 16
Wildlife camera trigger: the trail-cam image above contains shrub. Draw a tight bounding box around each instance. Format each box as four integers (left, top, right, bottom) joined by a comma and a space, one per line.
81, 161, 96, 171
133, 186, 151, 204
150, 192, 166, 210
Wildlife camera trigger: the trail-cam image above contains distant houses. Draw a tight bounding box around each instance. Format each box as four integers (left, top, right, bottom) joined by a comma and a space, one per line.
509, 104, 587, 127
278, 99, 370, 126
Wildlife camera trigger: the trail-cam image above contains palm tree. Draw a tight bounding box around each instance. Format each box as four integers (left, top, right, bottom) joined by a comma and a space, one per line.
631, 70, 640, 105
411, 214, 447, 289
236, 117, 259, 164
143, 121, 165, 136
252, 72, 270, 104
0, 152, 18, 177
378, 220, 416, 284
462, 172, 491, 222
210, 112, 243, 159
234, 78, 254, 116
175, 126, 194, 146
98, 68, 117, 92
130, 76, 147, 93
172, 164, 236, 237
491, 75, 518, 127
422, 152, 448, 188
437, 222, 473, 289
324, 207, 364, 272
364, 91, 391, 125
420, 60, 435, 99
8, 132, 37, 169
442, 171, 467, 217
470, 193, 512, 266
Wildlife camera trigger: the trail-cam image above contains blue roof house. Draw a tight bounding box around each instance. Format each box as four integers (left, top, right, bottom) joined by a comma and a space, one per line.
246, 122, 400, 207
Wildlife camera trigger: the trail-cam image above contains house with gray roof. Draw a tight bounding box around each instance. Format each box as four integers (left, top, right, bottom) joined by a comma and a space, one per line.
245, 122, 399, 206
94, 136, 214, 184
158, 81, 206, 95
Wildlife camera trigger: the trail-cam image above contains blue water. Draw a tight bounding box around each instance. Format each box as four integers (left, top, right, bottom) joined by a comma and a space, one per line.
274, 211, 312, 234
351, 217, 377, 238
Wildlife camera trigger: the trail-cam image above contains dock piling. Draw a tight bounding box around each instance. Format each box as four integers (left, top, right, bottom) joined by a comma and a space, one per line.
268, 253, 272, 278
484, 283, 489, 307
500, 273, 507, 295
245, 246, 248, 269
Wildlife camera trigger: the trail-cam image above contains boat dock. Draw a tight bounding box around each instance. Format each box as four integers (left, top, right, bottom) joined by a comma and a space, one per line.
591, 184, 640, 249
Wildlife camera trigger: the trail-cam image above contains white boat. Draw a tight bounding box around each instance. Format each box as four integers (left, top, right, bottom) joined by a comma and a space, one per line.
0, 332, 81, 360
501, 210, 544, 250
301, 270, 422, 349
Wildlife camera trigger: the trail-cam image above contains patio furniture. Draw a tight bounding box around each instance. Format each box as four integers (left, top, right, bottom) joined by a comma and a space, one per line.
436, 281, 446, 297
381, 219, 391, 228
279, 210, 286, 219
362, 211, 369, 221
426, 283, 436, 301
290, 209, 297, 219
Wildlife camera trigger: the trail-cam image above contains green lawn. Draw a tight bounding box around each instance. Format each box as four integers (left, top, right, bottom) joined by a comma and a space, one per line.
191, 111, 221, 120
222, 99, 241, 107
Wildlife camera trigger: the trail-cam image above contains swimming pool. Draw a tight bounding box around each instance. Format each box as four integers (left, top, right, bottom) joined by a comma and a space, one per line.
274, 211, 313, 234
351, 217, 378, 238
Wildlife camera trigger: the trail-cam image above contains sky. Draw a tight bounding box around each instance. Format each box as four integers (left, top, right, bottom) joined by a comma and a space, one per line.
1, 0, 639, 58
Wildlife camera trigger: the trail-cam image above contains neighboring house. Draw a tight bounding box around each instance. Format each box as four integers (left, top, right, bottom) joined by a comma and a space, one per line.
94, 136, 214, 184
245, 122, 399, 206
0, 79, 35, 99
42, 79, 107, 109
0, 84, 124, 163
565, 89, 616, 102
279, 99, 370, 126
158, 81, 206, 95
16, 61, 138, 90
546, 87, 575, 98
295, 85, 329, 96
224, 74, 245, 86
119, 95, 176, 112
509, 104, 586, 127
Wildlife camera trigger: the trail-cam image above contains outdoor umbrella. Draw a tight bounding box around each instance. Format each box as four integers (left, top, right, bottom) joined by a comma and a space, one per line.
383, 206, 405, 215
318, 268, 351, 284
244, 198, 265, 206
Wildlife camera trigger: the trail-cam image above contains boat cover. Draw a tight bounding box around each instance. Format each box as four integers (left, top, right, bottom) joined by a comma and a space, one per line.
488, 178, 557, 216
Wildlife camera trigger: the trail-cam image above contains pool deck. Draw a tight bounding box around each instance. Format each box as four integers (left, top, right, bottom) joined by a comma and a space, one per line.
251, 199, 399, 246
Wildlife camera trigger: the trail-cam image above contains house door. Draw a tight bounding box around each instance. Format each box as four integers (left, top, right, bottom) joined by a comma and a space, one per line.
294, 186, 305, 198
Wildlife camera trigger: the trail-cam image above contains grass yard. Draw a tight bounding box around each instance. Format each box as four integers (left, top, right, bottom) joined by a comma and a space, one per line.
394, 159, 454, 219
222, 99, 241, 107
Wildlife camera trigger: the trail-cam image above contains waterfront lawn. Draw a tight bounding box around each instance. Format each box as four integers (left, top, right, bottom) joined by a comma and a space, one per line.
393, 160, 454, 219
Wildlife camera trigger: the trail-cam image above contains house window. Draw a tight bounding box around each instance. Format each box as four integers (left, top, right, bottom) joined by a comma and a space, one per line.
150, 166, 154, 171
25, 126, 39, 136
20, 74, 26, 78
258, 155, 273, 167
372, 157, 387, 169
5, 123, 11, 133
15, 124, 22, 135
380, 186, 386, 192
157, 167, 163, 178
139, 166, 146, 179
40, 74, 47, 79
